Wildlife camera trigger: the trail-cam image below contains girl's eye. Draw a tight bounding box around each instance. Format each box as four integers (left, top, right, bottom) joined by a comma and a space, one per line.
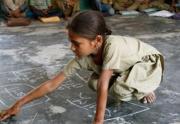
71, 40, 80, 46
70, 39, 81, 47
74, 42, 80, 46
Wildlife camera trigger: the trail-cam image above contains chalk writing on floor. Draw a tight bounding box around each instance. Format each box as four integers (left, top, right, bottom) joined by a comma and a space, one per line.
58, 80, 84, 91
0, 83, 50, 109
66, 92, 150, 122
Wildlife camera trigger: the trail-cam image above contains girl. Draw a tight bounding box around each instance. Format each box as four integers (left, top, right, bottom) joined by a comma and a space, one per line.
0, 10, 164, 123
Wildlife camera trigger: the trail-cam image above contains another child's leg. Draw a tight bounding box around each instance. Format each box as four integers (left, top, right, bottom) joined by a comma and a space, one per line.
101, 3, 115, 15
6, 17, 31, 27
0, 2, 10, 19
113, 2, 125, 11
127, 0, 141, 11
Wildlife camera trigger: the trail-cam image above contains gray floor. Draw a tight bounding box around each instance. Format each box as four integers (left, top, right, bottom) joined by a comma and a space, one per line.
0, 15, 180, 124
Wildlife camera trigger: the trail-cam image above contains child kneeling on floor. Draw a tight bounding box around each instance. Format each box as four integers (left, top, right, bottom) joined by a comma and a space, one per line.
1, 0, 31, 26
0, 10, 164, 124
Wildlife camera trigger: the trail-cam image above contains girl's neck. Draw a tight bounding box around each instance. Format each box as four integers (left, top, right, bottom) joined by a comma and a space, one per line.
91, 43, 104, 65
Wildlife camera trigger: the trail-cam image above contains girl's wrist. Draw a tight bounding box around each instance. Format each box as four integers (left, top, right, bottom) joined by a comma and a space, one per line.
93, 118, 103, 124
93, 120, 103, 124
15, 99, 25, 108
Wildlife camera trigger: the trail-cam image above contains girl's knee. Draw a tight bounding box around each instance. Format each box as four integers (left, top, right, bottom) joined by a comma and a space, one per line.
88, 78, 98, 91
88, 73, 99, 91
109, 83, 134, 101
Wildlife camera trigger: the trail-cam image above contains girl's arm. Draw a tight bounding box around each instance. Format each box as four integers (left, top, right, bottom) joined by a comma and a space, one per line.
93, 70, 113, 124
0, 71, 66, 121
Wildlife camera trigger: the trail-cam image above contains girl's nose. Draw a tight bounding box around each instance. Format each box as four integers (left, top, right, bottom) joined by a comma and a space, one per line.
70, 44, 76, 51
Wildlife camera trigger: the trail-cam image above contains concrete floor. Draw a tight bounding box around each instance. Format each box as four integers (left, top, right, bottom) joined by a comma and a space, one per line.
0, 15, 180, 124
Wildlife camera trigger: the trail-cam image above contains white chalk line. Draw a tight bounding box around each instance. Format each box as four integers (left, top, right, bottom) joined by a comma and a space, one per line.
0, 99, 8, 107
126, 101, 150, 109
12, 71, 21, 81
0, 83, 34, 88
30, 112, 38, 124
71, 72, 151, 121
22, 98, 50, 110
79, 92, 91, 100
67, 97, 150, 122
121, 107, 150, 118
0, 63, 65, 75
0, 63, 86, 109
4, 88, 17, 99
66, 99, 89, 111
67, 93, 150, 122
104, 107, 150, 122
75, 73, 88, 84
104, 101, 150, 122
106, 109, 112, 117
83, 103, 96, 108
0, 56, 150, 120
0, 83, 50, 109
135, 32, 180, 40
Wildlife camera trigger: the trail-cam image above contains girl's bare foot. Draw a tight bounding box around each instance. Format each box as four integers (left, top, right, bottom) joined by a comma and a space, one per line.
141, 92, 156, 103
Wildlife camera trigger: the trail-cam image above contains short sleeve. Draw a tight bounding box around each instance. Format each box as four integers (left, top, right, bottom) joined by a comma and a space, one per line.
63, 57, 91, 77
63, 58, 82, 77
102, 40, 122, 70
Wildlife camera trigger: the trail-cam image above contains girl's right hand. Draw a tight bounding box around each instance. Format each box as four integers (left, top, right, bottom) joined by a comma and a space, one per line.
0, 103, 21, 121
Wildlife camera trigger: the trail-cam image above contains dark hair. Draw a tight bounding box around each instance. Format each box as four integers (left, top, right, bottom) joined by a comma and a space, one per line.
66, 10, 112, 40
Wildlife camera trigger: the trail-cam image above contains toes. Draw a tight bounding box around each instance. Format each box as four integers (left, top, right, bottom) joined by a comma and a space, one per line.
140, 97, 147, 104
140, 92, 156, 104
147, 92, 156, 103
147, 96, 153, 103
143, 97, 148, 104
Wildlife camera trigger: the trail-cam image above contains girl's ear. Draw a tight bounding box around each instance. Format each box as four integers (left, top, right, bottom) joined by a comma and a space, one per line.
90, 35, 103, 48
95, 35, 103, 45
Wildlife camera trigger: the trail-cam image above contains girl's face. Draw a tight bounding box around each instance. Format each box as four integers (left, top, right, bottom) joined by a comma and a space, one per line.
68, 31, 98, 58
